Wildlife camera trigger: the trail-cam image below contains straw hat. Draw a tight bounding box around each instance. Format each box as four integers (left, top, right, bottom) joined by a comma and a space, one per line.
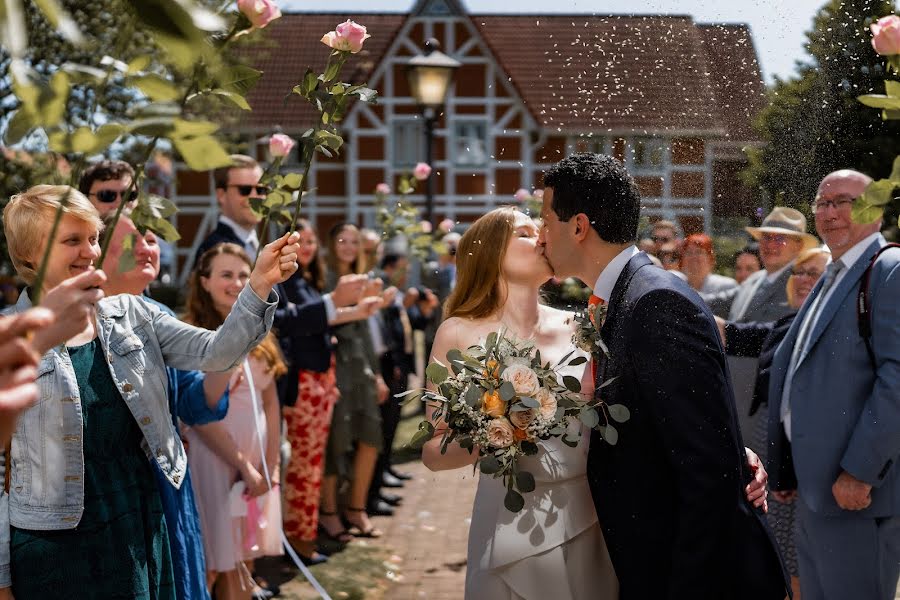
745, 207, 819, 250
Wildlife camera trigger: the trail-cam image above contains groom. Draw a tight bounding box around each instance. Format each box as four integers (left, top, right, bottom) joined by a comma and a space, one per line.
537, 153, 788, 599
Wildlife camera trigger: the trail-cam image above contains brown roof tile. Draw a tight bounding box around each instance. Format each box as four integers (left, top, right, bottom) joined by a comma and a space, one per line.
238, 12, 765, 139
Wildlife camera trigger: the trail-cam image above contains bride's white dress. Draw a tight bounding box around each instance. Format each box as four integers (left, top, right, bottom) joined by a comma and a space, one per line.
465, 363, 619, 600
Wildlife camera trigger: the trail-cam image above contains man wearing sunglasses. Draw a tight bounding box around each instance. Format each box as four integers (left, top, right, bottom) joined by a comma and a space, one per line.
78, 159, 139, 216
193, 154, 267, 266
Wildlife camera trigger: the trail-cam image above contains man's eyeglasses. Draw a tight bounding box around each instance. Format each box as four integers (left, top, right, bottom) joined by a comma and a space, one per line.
811, 197, 854, 214
760, 233, 792, 246
91, 189, 139, 204
651, 235, 673, 244
227, 184, 270, 197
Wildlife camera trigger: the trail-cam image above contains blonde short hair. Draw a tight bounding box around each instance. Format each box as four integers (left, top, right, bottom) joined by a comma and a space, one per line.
786, 246, 832, 306
3, 185, 102, 284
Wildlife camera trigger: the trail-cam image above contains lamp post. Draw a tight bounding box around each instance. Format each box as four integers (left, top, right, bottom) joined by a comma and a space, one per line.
406, 38, 460, 225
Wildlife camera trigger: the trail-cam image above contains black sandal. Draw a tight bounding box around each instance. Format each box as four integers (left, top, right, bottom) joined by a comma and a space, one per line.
344, 507, 383, 538
318, 510, 353, 543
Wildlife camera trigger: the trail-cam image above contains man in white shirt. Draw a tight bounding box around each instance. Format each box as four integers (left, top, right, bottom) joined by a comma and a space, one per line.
767, 169, 900, 600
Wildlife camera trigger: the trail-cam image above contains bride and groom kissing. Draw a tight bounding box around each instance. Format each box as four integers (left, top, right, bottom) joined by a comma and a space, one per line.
422, 153, 790, 600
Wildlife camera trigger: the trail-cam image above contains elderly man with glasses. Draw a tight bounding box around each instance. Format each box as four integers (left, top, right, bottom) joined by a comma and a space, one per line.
767, 169, 900, 600
701, 206, 820, 437
192, 154, 268, 267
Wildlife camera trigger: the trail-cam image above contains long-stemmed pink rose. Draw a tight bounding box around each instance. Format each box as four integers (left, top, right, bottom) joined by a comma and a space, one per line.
871, 15, 900, 56
237, 0, 281, 30
413, 162, 432, 181
269, 133, 295, 158
321, 20, 371, 54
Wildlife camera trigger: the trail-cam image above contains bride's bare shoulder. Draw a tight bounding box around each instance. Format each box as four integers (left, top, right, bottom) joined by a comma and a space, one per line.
433, 316, 486, 355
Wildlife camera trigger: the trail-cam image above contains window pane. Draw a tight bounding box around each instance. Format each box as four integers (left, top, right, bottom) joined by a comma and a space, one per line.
393, 121, 423, 168
454, 122, 487, 166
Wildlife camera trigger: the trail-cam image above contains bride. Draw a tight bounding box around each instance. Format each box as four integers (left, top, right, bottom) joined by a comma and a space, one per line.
421, 206, 619, 600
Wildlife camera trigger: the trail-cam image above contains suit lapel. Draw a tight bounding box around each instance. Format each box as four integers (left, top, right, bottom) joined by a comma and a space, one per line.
730, 270, 766, 320
798, 238, 884, 367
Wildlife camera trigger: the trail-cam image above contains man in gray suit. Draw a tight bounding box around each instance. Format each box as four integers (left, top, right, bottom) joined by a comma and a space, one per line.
702, 207, 819, 435
768, 169, 900, 600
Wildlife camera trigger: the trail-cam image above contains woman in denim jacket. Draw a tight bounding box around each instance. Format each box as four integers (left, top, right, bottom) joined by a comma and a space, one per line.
0, 185, 300, 600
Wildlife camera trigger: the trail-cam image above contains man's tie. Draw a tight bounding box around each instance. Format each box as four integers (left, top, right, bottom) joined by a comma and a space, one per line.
780, 260, 845, 429
588, 294, 607, 381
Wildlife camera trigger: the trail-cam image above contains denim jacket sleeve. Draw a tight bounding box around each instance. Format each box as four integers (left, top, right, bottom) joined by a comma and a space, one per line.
148, 285, 277, 372
175, 369, 229, 426
0, 453, 8, 587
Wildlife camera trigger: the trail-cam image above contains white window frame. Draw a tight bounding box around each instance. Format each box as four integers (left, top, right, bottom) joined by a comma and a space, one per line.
452, 120, 489, 167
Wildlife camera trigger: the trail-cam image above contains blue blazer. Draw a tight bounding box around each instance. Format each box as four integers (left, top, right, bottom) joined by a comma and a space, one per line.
768, 235, 900, 517
273, 272, 332, 407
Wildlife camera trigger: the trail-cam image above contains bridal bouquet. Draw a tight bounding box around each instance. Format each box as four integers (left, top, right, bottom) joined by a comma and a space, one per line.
408, 331, 627, 512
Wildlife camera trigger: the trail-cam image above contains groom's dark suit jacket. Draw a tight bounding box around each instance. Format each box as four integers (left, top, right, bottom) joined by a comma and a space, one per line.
587, 253, 788, 600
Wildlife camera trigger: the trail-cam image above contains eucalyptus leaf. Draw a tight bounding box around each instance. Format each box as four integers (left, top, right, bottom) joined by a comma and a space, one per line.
425, 361, 449, 385
601, 424, 619, 446
519, 396, 540, 409
579, 408, 600, 429
408, 420, 435, 449
515, 471, 536, 493
479, 454, 501, 475
504, 489, 525, 512
465, 384, 482, 407
498, 381, 516, 402
520, 441, 539, 455
607, 404, 631, 423
563, 375, 582, 393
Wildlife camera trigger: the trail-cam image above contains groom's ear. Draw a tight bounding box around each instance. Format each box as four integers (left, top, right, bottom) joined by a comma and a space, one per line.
572, 213, 592, 242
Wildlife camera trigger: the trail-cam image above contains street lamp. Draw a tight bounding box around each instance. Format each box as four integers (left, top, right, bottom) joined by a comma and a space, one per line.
406, 38, 460, 225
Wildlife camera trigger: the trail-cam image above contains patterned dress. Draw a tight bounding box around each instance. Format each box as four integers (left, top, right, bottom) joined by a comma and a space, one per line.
10, 339, 175, 600
282, 361, 340, 541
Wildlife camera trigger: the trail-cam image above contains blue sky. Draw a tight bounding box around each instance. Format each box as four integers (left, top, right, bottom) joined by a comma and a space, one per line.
282, 0, 830, 83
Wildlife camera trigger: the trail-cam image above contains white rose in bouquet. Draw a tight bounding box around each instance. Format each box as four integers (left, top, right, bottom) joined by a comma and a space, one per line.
501, 364, 540, 397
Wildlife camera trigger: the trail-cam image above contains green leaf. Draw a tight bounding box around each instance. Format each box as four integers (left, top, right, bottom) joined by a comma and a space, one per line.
607, 404, 631, 423
563, 375, 582, 393
281, 173, 304, 190
479, 454, 501, 475
498, 381, 516, 402
37, 71, 70, 126
172, 135, 232, 171
171, 118, 219, 138
132, 74, 180, 102
127, 56, 153, 75
515, 471, 536, 493
32, 0, 83, 44
579, 408, 600, 429
408, 420, 435, 449
60, 62, 106, 84
465, 384, 482, 407
859, 179, 898, 207
350, 86, 378, 103
216, 65, 263, 95
315, 129, 344, 151
322, 61, 341, 83
520, 441, 539, 456
519, 396, 540, 409
206, 89, 251, 111
890, 156, 900, 182
885, 80, 900, 99
504, 489, 525, 512
600, 424, 619, 446
128, 117, 176, 137
426, 361, 449, 385
301, 68, 318, 96
857, 94, 900, 110
851, 203, 885, 225
117, 233, 138, 274
567, 356, 588, 366
4, 109, 34, 144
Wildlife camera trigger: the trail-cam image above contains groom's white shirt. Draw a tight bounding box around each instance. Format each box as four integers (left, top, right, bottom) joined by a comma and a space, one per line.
592, 245, 640, 302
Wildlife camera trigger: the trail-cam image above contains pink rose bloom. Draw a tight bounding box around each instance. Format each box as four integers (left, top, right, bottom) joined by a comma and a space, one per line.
321, 20, 371, 54
514, 188, 531, 202
534, 388, 558, 420
533, 189, 544, 199
375, 182, 391, 195
268, 133, 295, 158
237, 0, 281, 30
486, 418, 515, 449
420, 220, 433, 234
501, 364, 540, 397
509, 408, 536, 430
872, 15, 900, 56
438, 218, 455, 233
413, 162, 432, 181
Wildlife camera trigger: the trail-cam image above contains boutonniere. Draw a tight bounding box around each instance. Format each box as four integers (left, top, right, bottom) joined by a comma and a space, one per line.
571, 306, 610, 359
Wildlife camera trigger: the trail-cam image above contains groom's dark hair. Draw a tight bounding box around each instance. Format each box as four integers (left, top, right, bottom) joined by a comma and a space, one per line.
543, 153, 641, 244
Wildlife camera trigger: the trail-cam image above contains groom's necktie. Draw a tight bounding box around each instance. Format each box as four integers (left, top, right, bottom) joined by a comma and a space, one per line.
588, 294, 607, 381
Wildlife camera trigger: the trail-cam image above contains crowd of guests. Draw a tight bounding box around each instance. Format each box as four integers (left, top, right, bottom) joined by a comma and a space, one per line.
0, 154, 895, 600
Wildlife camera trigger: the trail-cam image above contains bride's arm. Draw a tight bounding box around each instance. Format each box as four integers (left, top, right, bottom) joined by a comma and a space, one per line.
421, 318, 480, 472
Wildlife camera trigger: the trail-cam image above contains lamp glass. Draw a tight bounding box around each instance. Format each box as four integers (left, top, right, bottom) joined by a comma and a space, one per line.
410, 65, 454, 108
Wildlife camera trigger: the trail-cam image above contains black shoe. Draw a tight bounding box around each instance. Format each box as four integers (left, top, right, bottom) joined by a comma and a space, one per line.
379, 491, 403, 506
366, 499, 395, 516
388, 467, 413, 481
300, 552, 329, 567
382, 472, 405, 488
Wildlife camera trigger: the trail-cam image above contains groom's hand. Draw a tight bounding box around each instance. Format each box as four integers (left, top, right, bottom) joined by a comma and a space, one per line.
744, 447, 769, 513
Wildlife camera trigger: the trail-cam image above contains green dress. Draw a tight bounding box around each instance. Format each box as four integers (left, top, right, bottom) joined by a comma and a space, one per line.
10, 339, 175, 600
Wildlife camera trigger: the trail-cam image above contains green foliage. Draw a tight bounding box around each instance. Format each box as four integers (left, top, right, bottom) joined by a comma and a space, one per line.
745, 0, 900, 212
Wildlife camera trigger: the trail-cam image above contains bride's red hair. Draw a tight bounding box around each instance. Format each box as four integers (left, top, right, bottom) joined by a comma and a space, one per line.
444, 206, 517, 321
